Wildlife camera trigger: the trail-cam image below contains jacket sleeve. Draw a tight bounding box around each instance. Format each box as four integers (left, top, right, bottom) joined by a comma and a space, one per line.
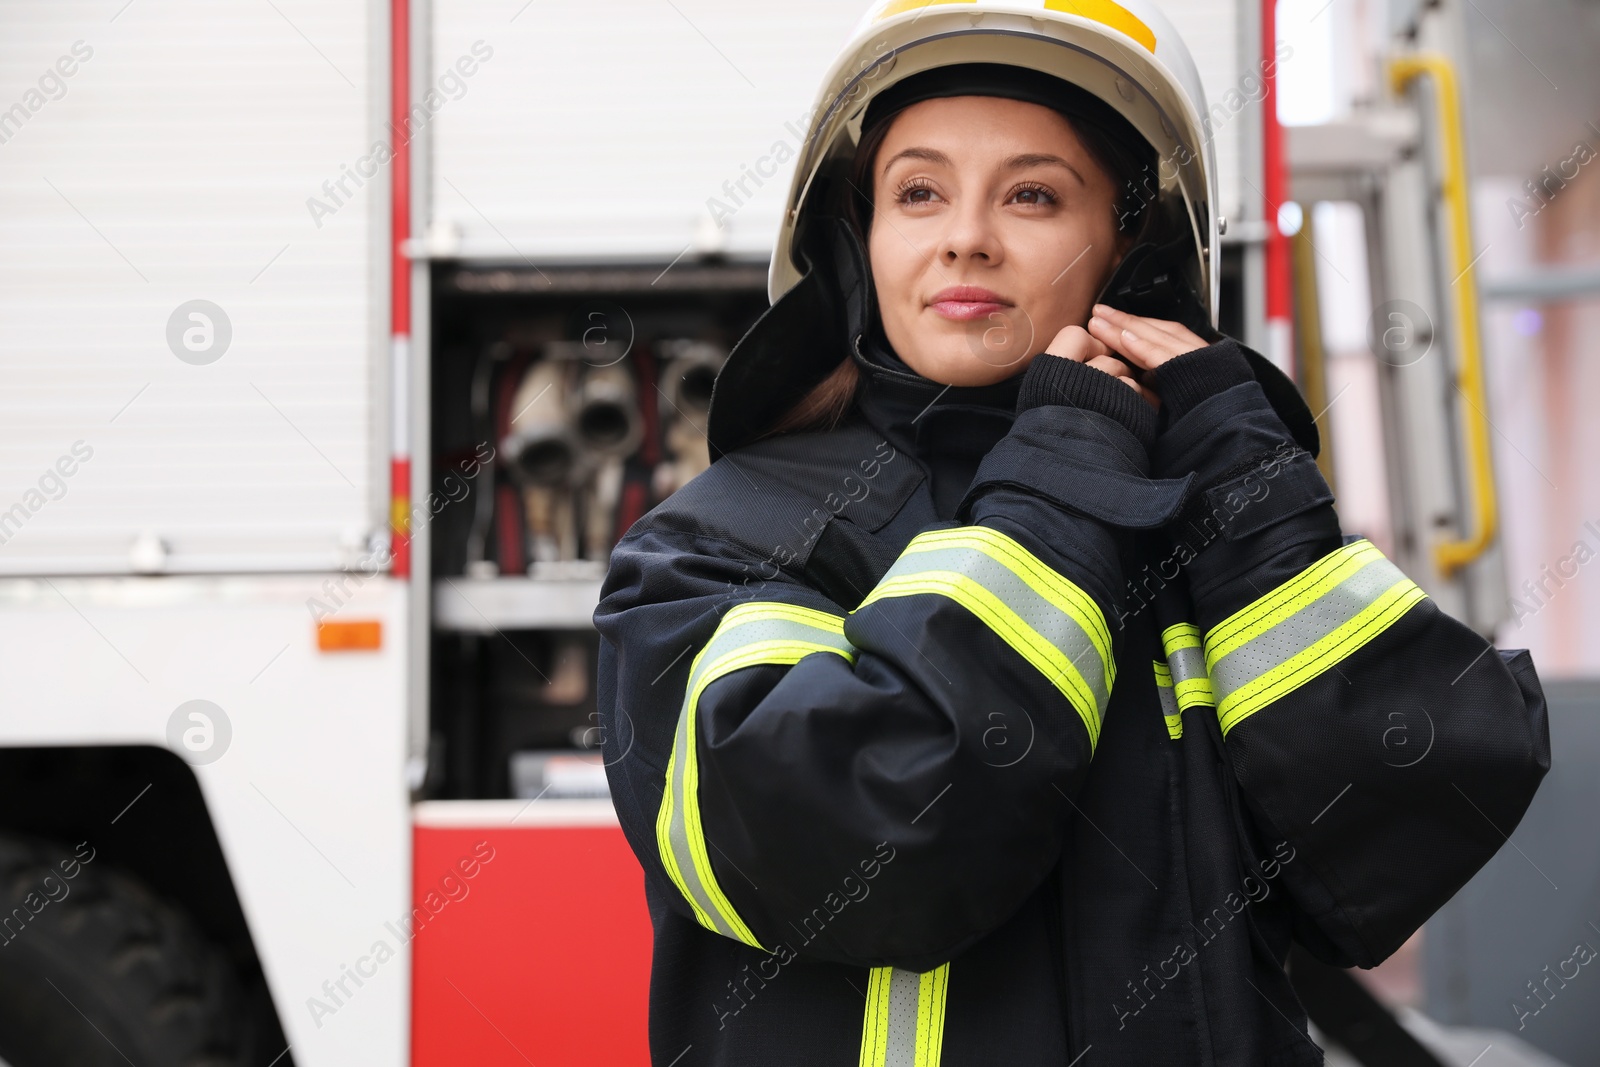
1150, 338, 1552, 968
593, 357, 1186, 972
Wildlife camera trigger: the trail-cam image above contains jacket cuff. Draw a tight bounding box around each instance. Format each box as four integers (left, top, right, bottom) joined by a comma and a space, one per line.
1017, 352, 1157, 450
1151, 338, 1256, 424
956, 404, 1191, 531
1153, 381, 1336, 560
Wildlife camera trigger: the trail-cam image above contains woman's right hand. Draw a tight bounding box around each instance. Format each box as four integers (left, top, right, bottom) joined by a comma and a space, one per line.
1043, 324, 1160, 409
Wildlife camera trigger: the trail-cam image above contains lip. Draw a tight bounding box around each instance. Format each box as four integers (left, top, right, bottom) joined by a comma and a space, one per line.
928, 285, 1013, 322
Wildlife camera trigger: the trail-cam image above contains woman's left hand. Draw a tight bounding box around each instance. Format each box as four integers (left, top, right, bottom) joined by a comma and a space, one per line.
1086, 304, 1210, 374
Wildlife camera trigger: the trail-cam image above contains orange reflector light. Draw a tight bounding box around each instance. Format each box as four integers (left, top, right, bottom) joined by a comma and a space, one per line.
318, 620, 383, 652
877, 0, 976, 17
1045, 0, 1156, 52
874, 0, 1158, 54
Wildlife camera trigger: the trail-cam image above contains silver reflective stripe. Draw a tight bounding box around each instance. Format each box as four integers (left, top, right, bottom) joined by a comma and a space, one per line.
1152, 660, 1183, 740
869, 543, 1110, 723
690, 609, 855, 688
1207, 547, 1425, 733
1160, 622, 1214, 711
663, 695, 742, 940
1167, 644, 1208, 691
1210, 554, 1403, 700
658, 602, 855, 947
859, 962, 950, 1067
1154, 663, 1180, 718
883, 968, 923, 1067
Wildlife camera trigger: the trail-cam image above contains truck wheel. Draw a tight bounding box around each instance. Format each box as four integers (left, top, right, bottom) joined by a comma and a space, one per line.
0, 834, 254, 1067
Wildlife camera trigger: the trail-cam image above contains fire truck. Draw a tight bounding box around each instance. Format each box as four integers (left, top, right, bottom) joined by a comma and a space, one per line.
0, 0, 1552, 1063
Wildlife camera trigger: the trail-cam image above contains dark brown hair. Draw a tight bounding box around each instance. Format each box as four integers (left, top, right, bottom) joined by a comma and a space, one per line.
761, 98, 1158, 440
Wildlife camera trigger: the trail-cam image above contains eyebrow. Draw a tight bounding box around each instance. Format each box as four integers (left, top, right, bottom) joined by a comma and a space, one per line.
880, 146, 1086, 187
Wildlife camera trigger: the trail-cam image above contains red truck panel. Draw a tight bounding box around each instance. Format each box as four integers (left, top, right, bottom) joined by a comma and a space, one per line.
411, 803, 651, 1065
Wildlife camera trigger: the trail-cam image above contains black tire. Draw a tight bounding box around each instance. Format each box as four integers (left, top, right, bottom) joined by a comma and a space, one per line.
0, 834, 255, 1067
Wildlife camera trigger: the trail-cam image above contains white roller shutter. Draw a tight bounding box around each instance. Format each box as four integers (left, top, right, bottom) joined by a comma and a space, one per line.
0, 0, 383, 575
429, 0, 883, 262
429, 0, 1247, 264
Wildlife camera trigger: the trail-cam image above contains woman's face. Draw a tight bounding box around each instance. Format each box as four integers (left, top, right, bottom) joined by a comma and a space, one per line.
867, 95, 1127, 386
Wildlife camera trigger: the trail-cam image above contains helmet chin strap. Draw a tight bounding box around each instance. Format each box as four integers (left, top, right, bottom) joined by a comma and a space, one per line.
1092, 233, 1219, 344
826, 213, 878, 352
1085, 218, 1323, 460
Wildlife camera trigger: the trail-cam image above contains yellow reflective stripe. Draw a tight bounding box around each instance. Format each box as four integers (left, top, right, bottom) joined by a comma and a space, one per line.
859, 966, 892, 1066
866, 570, 1107, 748
657, 601, 855, 947
1205, 541, 1429, 736
1206, 540, 1385, 662
916, 965, 949, 1066
1172, 675, 1214, 710
1161, 621, 1202, 654
859, 963, 950, 1067
1153, 660, 1183, 739
899, 526, 1113, 672
855, 526, 1112, 749
1215, 582, 1426, 735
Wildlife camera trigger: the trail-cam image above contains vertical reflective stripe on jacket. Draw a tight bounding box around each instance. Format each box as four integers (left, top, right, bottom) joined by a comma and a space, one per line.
1152, 622, 1217, 740
1204, 539, 1428, 736
859, 963, 950, 1067
1159, 622, 1215, 713
853, 525, 1113, 750
1152, 661, 1184, 739
656, 601, 856, 947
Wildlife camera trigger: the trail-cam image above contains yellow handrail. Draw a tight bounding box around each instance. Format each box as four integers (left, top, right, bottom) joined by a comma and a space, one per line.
1388, 54, 1497, 576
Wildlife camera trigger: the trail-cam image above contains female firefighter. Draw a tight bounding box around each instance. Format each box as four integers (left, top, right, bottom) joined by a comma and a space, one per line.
593, 1, 1550, 1063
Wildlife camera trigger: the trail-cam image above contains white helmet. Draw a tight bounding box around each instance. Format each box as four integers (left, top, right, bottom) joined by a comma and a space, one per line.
770, 0, 1220, 325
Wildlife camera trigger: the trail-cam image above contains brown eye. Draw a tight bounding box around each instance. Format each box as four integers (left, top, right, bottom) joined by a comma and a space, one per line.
1011, 183, 1058, 206
894, 179, 938, 205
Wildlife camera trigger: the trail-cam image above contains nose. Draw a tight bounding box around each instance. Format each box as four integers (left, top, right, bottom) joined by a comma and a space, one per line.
937, 195, 1002, 267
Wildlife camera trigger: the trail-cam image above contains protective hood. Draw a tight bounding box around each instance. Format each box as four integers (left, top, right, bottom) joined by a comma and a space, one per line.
706, 214, 873, 464
705, 213, 1319, 462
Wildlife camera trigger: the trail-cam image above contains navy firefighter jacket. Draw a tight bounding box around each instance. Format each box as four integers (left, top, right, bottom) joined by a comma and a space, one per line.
592, 246, 1551, 1065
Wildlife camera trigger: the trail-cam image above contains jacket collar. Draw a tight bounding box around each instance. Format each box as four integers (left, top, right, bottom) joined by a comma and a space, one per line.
848, 320, 1026, 467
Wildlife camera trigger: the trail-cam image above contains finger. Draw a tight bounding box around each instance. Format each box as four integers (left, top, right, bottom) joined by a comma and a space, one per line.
1088, 314, 1181, 370
1045, 324, 1112, 363
1091, 303, 1192, 345
1084, 314, 1152, 363
1092, 304, 1210, 357
1083, 312, 1122, 351
1085, 354, 1133, 378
